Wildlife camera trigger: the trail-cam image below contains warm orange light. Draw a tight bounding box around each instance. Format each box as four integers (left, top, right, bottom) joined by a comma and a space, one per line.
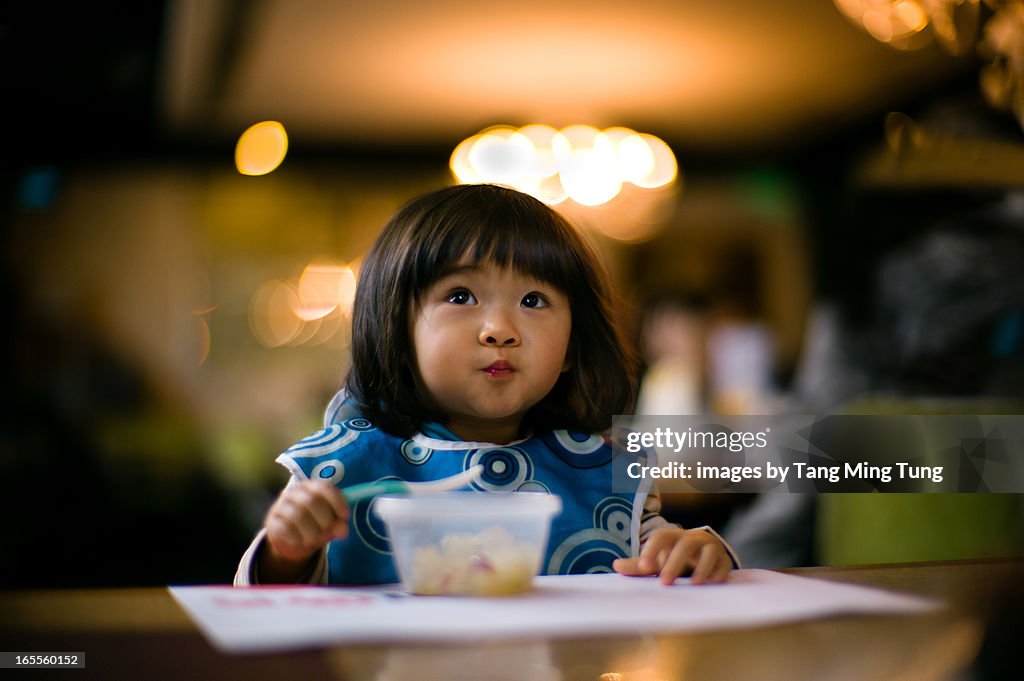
533, 174, 568, 205
235, 121, 288, 176
834, 0, 864, 19
603, 127, 657, 184
551, 125, 601, 164
306, 306, 347, 347
286, 312, 323, 347
863, 9, 896, 41
518, 124, 560, 178
631, 133, 678, 189
833, 0, 932, 50
450, 134, 482, 183
249, 279, 302, 347
469, 130, 534, 184
195, 313, 211, 366
894, 0, 928, 32
296, 262, 357, 320
248, 260, 361, 349
451, 124, 679, 206
559, 146, 622, 206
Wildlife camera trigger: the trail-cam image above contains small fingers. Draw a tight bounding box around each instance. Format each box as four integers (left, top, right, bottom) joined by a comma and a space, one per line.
275, 497, 326, 546
264, 481, 351, 560
310, 481, 350, 523
639, 529, 679, 569
264, 514, 312, 561
688, 543, 722, 585
609, 528, 737, 585
615, 528, 683, 577
298, 482, 350, 538
613, 556, 655, 576
711, 560, 732, 583
289, 487, 335, 539
644, 529, 734, 586
707, 551, 733, 583
658, 539, 697, 585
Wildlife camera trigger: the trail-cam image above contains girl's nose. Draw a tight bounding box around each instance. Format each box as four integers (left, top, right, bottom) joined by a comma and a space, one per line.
479, 317, 520, 347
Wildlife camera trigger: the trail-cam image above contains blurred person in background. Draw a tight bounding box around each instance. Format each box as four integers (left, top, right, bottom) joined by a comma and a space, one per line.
635, 293, 708, 417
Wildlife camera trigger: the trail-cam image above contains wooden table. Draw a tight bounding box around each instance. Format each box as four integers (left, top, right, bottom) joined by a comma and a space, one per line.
2, 558, 1021, 680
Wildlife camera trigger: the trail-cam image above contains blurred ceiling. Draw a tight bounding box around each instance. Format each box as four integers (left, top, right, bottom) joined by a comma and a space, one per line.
160, 0, 975, 154
6, 1, 982, 160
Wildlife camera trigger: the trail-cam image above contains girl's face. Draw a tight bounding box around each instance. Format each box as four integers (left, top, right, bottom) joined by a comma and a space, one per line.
409, 260, 571, 443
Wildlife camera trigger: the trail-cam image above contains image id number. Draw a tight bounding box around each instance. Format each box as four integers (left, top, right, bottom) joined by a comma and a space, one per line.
1, 652, 85, 668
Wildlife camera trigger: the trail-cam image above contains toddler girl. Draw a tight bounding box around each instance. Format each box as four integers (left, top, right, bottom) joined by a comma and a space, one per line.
236, 184, 737, 586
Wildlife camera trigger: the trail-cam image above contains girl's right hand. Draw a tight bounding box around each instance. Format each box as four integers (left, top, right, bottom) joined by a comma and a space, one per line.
263, 480, 350, 566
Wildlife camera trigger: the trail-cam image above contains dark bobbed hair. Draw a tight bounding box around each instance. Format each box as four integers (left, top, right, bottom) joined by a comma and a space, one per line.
346, 183, 637, 437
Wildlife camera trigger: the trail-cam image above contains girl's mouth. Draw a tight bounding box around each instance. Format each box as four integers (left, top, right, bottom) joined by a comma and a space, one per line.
483, 360, 513, 377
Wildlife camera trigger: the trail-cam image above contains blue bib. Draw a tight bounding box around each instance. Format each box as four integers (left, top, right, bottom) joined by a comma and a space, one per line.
275, 394, 651, 585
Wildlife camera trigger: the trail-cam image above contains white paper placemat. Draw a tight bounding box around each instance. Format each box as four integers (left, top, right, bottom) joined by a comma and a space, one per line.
169, 569, 941, 654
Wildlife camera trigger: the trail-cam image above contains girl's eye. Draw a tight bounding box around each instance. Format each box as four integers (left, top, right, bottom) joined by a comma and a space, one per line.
446, 289, 476, 305
521, 292, 549, 309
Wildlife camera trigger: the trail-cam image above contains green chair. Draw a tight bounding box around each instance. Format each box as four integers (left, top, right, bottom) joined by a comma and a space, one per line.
816, 398, 1024, 565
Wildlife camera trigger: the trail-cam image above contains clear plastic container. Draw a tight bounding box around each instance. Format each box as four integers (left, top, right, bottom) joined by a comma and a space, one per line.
374, 492, 562, 596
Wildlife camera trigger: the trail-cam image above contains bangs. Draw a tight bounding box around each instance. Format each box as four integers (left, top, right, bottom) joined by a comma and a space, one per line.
407, 186, 581, 296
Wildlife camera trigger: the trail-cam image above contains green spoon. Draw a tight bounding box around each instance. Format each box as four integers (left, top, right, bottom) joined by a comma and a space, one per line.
342, 464, 485, 504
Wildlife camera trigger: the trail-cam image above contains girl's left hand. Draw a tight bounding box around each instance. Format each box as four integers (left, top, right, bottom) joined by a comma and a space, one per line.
612, 527, 732, 585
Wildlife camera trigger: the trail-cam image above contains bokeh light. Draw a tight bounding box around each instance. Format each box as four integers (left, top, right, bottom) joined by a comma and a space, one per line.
450, 134, 483, 184
249, 260, 359, 349
235, 121, 289, 176
296, 262, 357, 321
604, 127, 656, 184
305, 306, 347, 347
194, 305, 216, 367
450, 124, 678, 207
833, 0, 933, 50
559, 146, 623, 206
518, 124, 561, 179
631, 134, 679, 189
249, 279, 303, 347
468, 127, 535, 184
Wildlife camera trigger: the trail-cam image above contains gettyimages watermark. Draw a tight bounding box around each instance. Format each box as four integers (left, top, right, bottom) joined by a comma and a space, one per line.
611, 415, 1024, 493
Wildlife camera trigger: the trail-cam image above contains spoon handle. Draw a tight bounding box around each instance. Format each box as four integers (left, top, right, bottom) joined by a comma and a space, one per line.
342, 480, 409, 504
340, 464, 484, 504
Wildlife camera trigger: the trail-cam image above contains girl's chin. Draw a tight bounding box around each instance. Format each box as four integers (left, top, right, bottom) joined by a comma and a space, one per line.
445, 412, 528, 437
452, 413, 524, 427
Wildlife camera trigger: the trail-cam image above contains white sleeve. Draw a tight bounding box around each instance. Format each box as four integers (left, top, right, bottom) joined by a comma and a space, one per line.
233, 528, 329, 586
638, 489, 677, 540
688, 525, 743, 569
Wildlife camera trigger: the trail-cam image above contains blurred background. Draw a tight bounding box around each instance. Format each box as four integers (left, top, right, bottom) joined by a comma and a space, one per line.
2, 0, 1023, 588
